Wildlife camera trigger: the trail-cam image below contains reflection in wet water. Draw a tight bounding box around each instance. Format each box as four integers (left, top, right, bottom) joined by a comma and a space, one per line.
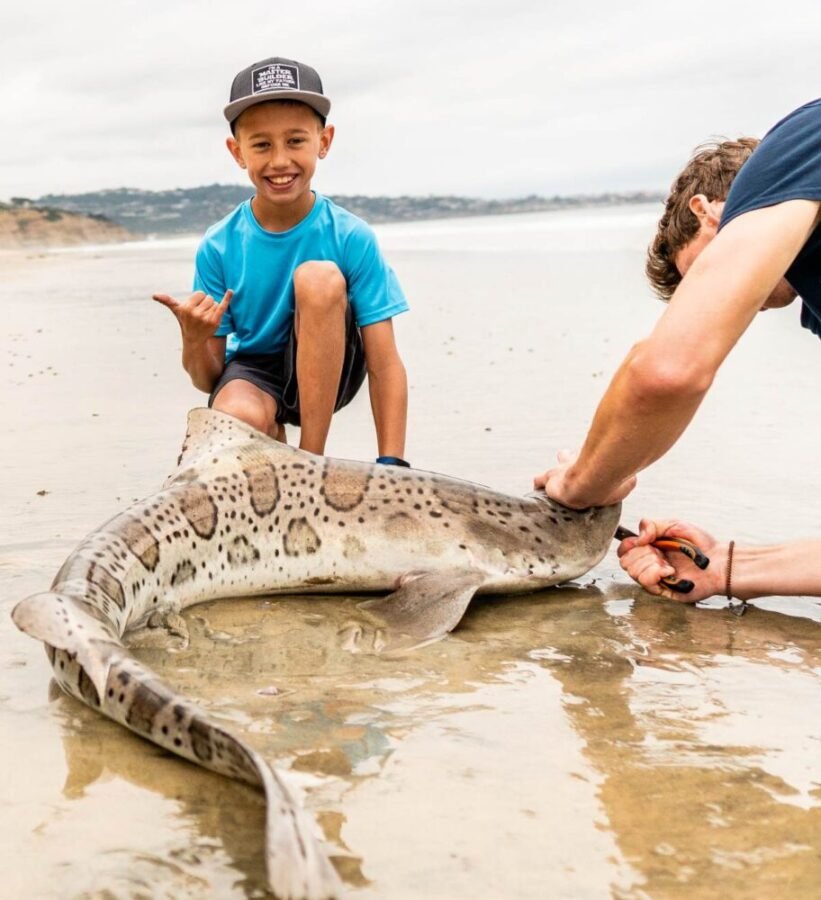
20, 581, 816, 898
549, 582, 821, 898
51, 702, 271, 898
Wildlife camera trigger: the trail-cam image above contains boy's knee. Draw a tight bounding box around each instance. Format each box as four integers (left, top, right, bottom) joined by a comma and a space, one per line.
212, 384, 276, 435
294, 261, 347, 315
215, 399, 269, 435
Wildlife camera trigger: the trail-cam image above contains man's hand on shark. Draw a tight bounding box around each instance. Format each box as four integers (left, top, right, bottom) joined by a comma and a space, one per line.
535, 448, 637, 509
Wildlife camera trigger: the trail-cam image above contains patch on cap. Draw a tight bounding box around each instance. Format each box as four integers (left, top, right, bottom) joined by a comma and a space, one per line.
252, 63, 300, 94
224, 56, 331, 123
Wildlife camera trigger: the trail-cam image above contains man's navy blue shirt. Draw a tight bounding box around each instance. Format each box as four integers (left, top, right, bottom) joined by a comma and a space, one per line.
720, 98, 821, 337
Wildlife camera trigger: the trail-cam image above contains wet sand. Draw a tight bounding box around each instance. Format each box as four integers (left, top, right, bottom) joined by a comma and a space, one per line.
1, 208, 820, 898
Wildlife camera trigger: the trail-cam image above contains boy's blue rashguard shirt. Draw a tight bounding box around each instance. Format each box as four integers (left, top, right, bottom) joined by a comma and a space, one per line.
193, 193, 409, 358
720, 98, 821, 338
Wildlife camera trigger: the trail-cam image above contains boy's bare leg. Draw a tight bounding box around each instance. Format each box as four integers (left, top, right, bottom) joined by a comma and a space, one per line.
211, 379, 284, 440
293, 261, 347, 454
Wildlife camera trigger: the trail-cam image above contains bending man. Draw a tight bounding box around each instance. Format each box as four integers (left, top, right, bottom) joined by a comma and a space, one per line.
536, 98, 821, 604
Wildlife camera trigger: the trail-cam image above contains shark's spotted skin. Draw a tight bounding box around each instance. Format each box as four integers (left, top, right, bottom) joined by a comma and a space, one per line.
115, 515, 160, 571
12, 408, 620, 899
177, 482, 219, 539
321, 461, 371, 511
284, 518, 322, 557
244, 463, 280, 516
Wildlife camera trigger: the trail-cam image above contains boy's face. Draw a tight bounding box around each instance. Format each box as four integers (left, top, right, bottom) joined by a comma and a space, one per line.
226, 102, 333, 214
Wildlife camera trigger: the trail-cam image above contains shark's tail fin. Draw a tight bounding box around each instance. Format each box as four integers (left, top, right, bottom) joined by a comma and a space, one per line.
102, 652, 342, 900
255, 742, 342, 899
13, 593, 341, 899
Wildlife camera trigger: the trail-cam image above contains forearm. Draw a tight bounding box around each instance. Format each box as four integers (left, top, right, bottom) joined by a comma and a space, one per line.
619, 522, 821, 604
181, 338, 224, 393
153, 290, 231, 393
367, 359, 408, 457
552, 203, 821, 509
732, 540, 821, 600
562, 343, 708, 506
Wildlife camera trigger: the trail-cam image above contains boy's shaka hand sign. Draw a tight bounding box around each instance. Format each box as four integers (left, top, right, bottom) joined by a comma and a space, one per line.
152, 289, 233, 344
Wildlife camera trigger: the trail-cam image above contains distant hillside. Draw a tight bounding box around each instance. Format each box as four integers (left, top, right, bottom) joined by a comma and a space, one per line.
0, 201, 133, 248
34, 185, 664, 237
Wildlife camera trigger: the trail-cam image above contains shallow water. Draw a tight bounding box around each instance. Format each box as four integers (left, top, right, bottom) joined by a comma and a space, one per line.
1, 206, 820, 898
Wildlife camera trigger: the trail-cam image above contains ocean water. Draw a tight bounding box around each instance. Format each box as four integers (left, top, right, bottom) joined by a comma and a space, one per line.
1, 205, 819, 898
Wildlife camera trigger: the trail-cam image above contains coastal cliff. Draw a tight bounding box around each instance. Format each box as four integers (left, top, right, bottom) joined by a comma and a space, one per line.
37, 185, 663, 236
0, 204, 132, 248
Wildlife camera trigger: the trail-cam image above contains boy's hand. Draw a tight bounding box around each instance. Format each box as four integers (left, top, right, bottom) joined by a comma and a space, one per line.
152, 290, 233, 345
617, 518, 724, 603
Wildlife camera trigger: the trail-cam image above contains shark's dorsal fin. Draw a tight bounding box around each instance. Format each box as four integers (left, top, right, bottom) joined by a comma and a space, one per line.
165, 408, 297, 486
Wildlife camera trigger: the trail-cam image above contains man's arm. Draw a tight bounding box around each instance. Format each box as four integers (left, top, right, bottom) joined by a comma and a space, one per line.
539, 200, 821, 508
618, 518, 821, 603
361, 319, 408, 458
152, 290, 231, 393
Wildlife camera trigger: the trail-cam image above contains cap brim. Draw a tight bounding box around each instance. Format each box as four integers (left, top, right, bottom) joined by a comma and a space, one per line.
224, 91, 331, 124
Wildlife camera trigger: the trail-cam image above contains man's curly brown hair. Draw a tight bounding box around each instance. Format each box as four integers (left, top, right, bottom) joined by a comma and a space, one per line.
646, 137, 760, 300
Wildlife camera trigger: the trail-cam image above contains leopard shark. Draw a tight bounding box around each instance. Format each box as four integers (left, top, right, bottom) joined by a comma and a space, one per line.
12, 408, 620, 899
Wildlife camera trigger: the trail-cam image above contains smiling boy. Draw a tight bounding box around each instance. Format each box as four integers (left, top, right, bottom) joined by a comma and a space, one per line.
154, 57, 410, 461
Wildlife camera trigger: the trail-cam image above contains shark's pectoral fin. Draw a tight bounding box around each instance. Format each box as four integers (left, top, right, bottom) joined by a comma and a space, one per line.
359, 569, 489, 652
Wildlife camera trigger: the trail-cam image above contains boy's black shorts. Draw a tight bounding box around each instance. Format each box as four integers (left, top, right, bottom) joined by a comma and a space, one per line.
208, 305, 366, 426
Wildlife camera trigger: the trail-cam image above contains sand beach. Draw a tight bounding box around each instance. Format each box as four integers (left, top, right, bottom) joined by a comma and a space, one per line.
1, 206, 819, 898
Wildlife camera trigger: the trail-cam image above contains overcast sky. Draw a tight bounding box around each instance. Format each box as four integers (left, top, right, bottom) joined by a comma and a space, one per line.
2, 1, 820, 201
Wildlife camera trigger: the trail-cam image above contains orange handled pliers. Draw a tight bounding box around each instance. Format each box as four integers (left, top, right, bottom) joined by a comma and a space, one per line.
614, 525, 710, 594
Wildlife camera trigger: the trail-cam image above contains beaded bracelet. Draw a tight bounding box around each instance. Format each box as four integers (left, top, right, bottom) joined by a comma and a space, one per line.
725, 540, 735, 599
726, 539, 748, 617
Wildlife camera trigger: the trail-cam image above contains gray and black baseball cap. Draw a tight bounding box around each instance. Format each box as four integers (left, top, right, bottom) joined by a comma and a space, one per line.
224, 57, 331, 125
